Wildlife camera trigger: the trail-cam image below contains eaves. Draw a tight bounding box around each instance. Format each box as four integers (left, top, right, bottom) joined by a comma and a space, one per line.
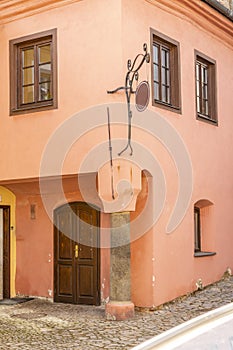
145, 0, 233, 48
201, 0, 233, 21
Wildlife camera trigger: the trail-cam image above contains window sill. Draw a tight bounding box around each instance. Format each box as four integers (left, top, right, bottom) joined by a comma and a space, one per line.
194, 251, 216, 257
10, 102, 57, 116
152, 100, 181, 114
196, 114, 218, 125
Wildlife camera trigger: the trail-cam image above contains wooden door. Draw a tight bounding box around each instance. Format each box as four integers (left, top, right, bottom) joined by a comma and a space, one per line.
0, 206, 10, 299
54, 202, 100, 305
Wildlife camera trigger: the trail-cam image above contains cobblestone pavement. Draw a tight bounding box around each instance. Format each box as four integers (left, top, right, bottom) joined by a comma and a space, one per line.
0, 276, 233, 349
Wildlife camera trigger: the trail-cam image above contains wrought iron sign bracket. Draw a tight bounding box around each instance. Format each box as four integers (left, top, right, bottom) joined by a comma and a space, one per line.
107, 43, 150, 156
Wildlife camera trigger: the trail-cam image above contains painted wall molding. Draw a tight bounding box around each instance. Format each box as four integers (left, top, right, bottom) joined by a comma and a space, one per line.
0, 0, 81, 24
146, 0, 233, 47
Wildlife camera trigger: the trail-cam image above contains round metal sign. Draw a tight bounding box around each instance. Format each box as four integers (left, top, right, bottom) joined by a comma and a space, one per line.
135, 81, 150, 112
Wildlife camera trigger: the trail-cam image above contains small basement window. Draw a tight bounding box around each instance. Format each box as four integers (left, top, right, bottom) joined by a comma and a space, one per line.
194, 199, 216, 257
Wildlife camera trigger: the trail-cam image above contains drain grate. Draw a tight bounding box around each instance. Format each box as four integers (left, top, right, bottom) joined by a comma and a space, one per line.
0, 298, 34, 305
11, 312, 47, 320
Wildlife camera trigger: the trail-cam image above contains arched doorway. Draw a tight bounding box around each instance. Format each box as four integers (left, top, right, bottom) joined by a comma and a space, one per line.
54, 202, 100, 305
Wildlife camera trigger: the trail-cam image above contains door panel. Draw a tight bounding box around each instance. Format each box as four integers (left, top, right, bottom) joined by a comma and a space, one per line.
58, 265, 73, 295
79, 265, 93, 295
79, 244, 93, 260
76, 206, 98, 304
59, 232, 73, 260
54, 207, 75, 303
54, 202, 100, 305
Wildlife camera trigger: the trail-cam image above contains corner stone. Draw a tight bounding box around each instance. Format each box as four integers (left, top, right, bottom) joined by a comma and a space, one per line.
105, 301, 135, 321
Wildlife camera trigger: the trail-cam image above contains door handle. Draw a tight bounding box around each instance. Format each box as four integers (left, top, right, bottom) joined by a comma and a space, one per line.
74, 244, 78, 258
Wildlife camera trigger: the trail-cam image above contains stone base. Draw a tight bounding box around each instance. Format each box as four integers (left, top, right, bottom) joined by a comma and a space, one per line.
105, 301, 135, 321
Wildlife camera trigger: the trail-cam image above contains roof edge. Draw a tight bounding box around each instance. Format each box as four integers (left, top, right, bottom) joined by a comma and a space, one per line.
145, 0, 233, 48
201, 0, 233, 21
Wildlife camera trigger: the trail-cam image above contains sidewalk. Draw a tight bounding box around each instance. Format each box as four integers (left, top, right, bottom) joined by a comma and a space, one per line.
0, 276, 233, 349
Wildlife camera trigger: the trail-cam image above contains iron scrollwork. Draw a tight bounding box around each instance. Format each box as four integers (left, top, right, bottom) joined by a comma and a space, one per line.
107, 43, 150, 156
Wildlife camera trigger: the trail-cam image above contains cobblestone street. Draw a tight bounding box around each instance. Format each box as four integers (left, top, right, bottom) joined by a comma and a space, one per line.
0, 276, 233, 349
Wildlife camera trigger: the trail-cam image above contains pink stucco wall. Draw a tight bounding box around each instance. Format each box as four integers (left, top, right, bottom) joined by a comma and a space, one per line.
10, 178, 111, 300
0, 0, 233, 307
15, 193, 53, 297
122, 0, 233, 306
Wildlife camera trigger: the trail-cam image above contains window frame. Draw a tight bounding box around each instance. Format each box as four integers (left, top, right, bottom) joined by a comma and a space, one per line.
150, 28, 181, 113
194, 207, 201, 252
10, 28, 57, 115
194, 202, 216, 258
195, 50, 217, 125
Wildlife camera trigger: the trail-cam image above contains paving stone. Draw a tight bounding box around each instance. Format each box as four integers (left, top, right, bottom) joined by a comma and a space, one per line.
0, 276, 233, 348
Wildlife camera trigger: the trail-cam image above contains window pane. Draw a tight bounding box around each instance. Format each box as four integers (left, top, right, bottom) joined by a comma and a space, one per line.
162, 67, 170, 85
167, 87, 170, 104
161, 48, 170, 67
165, 50, 169, 68
162, 85, 167, 102
201, 66, 206, 83
39, 64, 51, 83
204, 67, 208, 84
203, 84, 208, 99
153, 64, 159, 82
196, 63, 200, 80
162, 67, 166, 84
22, 48, 34, 67
161, 48, 166, 66
22, 86, 34, 104
39, 82, 52, 101
39, 44, 51, 64
197, 96, 201, 113
166, 69, 170, 86
205, 100, 209, 115
196, 80, 200, 97
154, 82, 159, 100
153, 45, 159, 64
194, 209, 200, 251
23, 67, 34, 85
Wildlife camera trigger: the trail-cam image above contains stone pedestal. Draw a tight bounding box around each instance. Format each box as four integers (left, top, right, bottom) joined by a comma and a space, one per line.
105, 301, 134, 321
105, 212, 134, 320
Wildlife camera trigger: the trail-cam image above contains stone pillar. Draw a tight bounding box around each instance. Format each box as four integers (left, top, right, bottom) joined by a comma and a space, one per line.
105, 212, 134, 320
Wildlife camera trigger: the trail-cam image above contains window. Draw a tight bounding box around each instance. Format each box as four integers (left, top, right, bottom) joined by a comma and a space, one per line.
194, 200, 216, 257
194, 207, 201, 252
195, 51, 217, 124
151, 29, 181, 112
10, 29, 57, 115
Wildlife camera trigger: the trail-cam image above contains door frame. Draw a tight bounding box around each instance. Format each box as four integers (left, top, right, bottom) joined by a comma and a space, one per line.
53, 201, 100, 305
0, 206, 10, 299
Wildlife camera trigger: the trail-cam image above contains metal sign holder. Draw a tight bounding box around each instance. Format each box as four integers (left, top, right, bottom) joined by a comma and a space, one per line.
107, 43, 150, 156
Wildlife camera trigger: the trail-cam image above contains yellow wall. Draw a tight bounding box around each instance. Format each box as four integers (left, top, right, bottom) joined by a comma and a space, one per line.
0, 186, 16, 297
